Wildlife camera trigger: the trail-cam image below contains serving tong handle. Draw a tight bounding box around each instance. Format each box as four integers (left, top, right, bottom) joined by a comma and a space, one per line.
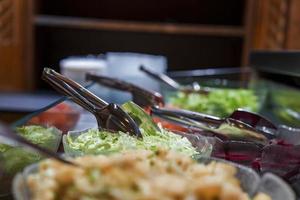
0, 122, 75, 166
140, 65, 210, 94
86, 73, 164, 107
42, 68, 142, 138
140, 65, 181, 90
151, 107, 277, 139
151, 107, 222, 128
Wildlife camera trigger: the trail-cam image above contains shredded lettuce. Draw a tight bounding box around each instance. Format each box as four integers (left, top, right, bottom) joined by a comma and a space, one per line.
67, 130, 138, 155
16, 125, 57, 148
0, 143, 11, 153
2, 147, 42, 174
272, 89, 300, 126
169, 89, 258, 118
66, 127, 197, 157
0, 125, 59, 174
65, 102, 197, 156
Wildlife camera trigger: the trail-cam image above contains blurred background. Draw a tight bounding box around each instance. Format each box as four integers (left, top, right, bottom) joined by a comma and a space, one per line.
1, 0, 300, 122
2, 0, 300, 91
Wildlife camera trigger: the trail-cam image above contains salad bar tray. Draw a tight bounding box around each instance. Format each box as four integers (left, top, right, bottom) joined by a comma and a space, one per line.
1, 59, 300, 200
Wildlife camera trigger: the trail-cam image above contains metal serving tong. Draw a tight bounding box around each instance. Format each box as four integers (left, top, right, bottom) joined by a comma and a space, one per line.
151, 107, 278, 143
0, 122, 74, 166
140, 65, 211, 94
42, 68, 142, 138
84, 72, 278, 143
86, 73, 164, 107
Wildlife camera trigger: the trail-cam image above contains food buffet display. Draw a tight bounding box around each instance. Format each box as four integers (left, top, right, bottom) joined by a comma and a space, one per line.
1, 52, 300, 200
14, 149, 279, 200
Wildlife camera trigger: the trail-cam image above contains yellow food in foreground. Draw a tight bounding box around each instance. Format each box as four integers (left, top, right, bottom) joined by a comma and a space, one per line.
254, 193, 272, 200
27, 149, 270, 200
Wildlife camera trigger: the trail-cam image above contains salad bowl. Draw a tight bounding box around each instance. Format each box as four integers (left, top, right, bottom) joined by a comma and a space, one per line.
0, 125, 63, 197
62, 128, 213, 158
12, 155, 296, 200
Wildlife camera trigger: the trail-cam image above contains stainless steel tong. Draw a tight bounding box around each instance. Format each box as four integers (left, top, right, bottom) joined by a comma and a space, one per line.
140, 65, 211, 94
42, 68, 142, 138
151, 107, 278, 143
84, 72, 277, 144
86, 73, 164, 107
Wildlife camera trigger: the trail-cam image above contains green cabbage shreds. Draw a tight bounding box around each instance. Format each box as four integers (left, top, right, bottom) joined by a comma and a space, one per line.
0, 125, 60, 174
16, 125, 56, 149
271, 89, 300, 126
65, 101, 197, 156
66, 127, 197, 157
0, 143, 11, 153
2, 147, 42, 174
169, 89, 258, 117
137, 126, 197, 155
66, 130, 138, 155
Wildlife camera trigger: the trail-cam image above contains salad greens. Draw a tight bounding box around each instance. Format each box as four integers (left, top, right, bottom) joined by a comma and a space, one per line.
169, 89, 258, 117
0, 143, 11, 153
65, 127, 197, 157
121, 101, 159, 134
16, 125, 57, 149
274, 108, 300, 127
271, 89, 300, 127
0, 125, 60, 174
65, 130, 138, 155
64, 101, 198, 157
2, 148, 42, 174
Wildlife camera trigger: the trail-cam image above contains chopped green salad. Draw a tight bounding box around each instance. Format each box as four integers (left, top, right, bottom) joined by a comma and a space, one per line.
65, 128, 196, 156
271, 89, 300, 127
64, 102, 198, 157
16, 125, 58, 149
169, 89, 258, 117
0, 125, 60, 174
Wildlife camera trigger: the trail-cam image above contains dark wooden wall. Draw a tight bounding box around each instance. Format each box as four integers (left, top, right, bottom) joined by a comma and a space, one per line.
2, 0, 300, 91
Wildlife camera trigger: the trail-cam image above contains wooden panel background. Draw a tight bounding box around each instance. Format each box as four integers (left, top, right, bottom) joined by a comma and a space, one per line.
285, 0, 300, 49
0, 0, 33, 91
252, 0, 290, 49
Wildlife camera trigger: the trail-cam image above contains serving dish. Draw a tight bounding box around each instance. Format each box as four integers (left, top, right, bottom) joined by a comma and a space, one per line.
159, 70, 267, 118
62, 128, 213, 157
250, 51, 300, 128
0, 126, 62, 197
12, 156, 295, 200
28, 102, 80, 133
87, 67, 267, 118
